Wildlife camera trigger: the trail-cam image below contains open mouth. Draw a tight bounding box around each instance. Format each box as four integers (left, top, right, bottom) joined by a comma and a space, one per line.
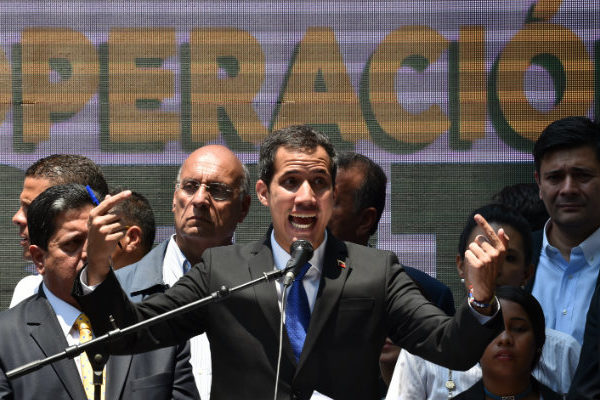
289, 213, 316, 229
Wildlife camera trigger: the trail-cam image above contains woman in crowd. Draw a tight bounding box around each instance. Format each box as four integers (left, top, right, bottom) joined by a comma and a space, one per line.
452, 286, 559, 400
386, 203, 580, 399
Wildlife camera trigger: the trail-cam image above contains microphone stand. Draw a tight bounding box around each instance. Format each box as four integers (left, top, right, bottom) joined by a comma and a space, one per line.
6, 267, 291, 381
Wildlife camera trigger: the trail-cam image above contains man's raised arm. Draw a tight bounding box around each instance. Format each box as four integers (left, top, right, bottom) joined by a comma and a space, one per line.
85, 190, 132, 286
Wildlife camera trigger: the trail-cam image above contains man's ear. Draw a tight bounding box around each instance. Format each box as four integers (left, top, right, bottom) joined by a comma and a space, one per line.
123, 226, 142, 253
356, 207, 378, 238
29, 245, 46, 275
255, 180, 269, 207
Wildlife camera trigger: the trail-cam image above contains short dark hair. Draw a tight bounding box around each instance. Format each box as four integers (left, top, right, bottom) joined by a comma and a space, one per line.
27, 184, 96, 250
495, 286, 546, 368
458, 203, 532, 266
109, 188, 156, 253
337, 152, 387, 236
258, 125, 337, 187
533, 116, 600, 175
26, 154, 109, 196
492, 183, 549, 231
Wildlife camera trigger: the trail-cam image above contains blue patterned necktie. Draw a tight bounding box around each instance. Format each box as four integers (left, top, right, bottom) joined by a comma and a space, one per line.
285, 262, 312, 362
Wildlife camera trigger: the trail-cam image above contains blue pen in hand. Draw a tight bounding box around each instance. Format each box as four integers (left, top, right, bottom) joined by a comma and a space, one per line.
85, 185, 100, 206
86, 185, 124, 249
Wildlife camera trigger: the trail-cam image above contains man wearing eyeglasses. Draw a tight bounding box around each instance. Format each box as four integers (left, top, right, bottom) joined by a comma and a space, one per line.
77, 126, 507, 400
115, 144, 251, 399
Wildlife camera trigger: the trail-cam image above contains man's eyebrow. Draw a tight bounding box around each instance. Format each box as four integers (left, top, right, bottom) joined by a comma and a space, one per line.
59, 230, 87, 242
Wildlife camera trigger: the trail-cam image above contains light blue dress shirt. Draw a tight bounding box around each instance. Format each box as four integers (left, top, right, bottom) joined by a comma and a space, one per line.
532, 222, 600, 344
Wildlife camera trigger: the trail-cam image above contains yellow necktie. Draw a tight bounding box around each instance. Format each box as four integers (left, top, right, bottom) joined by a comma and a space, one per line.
75, 313, 106, 400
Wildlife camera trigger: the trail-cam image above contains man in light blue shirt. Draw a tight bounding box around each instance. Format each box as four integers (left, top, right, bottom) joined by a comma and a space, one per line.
530, 116, 600, 344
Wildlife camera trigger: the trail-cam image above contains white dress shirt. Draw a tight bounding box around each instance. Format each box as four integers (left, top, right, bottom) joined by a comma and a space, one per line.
163, 236, 212, 400
43, 283, 87, 379
386, 328, 581, 399
9, 274, 42, 308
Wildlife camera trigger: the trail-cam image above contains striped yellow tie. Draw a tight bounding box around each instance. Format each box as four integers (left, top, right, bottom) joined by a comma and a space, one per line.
75, 313, 106, 400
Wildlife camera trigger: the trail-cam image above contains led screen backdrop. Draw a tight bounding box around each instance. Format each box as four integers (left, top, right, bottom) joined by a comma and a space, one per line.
0, 0, 597, 308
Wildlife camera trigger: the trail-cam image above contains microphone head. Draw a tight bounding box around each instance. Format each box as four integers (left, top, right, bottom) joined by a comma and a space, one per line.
289, 239, 314, 260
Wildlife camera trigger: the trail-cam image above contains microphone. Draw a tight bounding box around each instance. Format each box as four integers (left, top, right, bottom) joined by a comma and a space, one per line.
282, 240, 314, 287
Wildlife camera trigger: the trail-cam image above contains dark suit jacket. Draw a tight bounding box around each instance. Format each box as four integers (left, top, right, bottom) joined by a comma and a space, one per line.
568, 280, 600, 399
525, 229, 544, 292
403, 265, 455, 316
0, 287, 199, 400
75, 233, 503, 400
453, 378, 560, 400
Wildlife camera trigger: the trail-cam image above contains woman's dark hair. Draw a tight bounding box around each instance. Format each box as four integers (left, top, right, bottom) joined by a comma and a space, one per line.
458, 203, 533, 266
496, 286, 546, 368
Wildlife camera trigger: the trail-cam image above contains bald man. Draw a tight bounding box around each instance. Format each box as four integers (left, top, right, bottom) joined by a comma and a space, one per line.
115, 145, 251, 399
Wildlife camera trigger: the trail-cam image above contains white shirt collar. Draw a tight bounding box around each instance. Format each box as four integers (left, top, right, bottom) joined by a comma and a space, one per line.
270, 230, 327, 277
42, 282, 82, 338
163, 235, 189, 285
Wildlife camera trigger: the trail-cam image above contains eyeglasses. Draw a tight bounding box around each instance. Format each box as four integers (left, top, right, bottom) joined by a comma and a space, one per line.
177, 180, 235, 201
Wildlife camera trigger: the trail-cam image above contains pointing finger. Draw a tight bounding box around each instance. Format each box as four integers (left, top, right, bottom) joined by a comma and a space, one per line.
473, 214, 506, 250
91, 190, 132, 216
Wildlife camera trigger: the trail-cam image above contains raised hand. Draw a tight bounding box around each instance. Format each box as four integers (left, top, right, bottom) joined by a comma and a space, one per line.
463, 214, 509, 312
86, 190, 132, 285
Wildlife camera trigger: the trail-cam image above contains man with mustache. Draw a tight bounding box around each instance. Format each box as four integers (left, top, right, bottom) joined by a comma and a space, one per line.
0, 184, 199, 400
10, 154, 109, 308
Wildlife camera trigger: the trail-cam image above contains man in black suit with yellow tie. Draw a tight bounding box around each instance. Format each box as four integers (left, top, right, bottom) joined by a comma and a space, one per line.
76, 125, 508, 400
0, 184, 199, 400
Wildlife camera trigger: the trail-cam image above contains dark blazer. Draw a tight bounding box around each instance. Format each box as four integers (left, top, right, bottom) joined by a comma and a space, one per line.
568, 280, 600, 399
403, 265, 455, 316
116, 239, 171, 301
453, 378, 560, 400
0, 287, 199, 400
525, 229, 544, 292
75, 233, 503, 400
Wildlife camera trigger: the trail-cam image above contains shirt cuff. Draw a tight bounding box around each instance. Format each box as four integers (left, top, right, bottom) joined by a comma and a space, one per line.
79, 265, 101, 294
467, 296, 501, 324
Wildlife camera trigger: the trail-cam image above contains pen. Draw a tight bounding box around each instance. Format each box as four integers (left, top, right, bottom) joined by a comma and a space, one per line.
85, 185, 100, 206
86, 185, 124, 249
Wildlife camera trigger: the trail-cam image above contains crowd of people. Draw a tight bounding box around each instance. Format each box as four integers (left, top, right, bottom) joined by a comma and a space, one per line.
0, 116, 599, 399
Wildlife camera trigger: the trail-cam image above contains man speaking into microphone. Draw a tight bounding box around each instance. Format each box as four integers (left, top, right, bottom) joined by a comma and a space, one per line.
75, 125, 507, 400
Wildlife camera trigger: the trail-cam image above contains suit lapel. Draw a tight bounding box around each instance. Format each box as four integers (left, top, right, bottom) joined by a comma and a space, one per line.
247, 239, 281, 335
26, 293, 88, 400
105, 354, 133, 399
297, 237, 349, 371
247, 235, 297, 363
